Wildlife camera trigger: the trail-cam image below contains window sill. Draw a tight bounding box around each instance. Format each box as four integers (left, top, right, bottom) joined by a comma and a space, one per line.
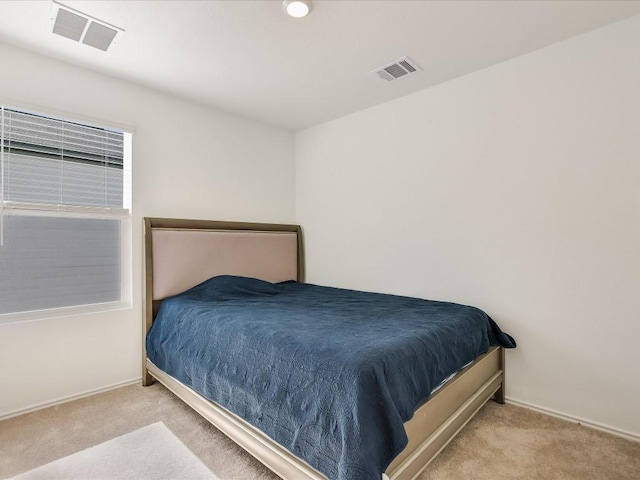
0, 301, 133, 326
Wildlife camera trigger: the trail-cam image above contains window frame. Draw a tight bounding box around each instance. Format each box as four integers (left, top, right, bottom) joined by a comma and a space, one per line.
0, 105, 133, 324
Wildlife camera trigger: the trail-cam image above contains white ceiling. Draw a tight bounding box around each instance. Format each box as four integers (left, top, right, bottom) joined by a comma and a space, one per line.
1, 1, 639, 131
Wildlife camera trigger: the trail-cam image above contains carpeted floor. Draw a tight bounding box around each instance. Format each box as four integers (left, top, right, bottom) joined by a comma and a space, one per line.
1, 383, 638, 480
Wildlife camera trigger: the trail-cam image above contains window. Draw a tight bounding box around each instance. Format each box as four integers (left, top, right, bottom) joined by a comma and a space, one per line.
0, 107, 131, 319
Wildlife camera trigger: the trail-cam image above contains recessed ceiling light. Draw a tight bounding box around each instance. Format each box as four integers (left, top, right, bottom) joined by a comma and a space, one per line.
283, 1, 311, 19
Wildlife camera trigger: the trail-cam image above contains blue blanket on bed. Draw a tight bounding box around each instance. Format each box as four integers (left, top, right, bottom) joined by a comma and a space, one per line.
146, 276, 515, 480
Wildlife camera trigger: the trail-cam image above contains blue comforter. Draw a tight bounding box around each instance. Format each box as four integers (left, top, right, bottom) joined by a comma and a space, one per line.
146, 276, 515, 480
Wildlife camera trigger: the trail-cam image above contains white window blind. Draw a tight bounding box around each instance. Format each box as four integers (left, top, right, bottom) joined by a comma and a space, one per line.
1, 108, 128, 214
0, 107, 131, 317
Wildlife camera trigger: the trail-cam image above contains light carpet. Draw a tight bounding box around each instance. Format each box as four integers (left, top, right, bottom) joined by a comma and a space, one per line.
3, 384, 639, 480
10, 422, 218, 480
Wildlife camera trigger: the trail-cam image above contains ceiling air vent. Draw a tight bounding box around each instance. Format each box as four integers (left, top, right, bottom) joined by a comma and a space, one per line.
374, 57, 422, 82
50, 1, 124, 52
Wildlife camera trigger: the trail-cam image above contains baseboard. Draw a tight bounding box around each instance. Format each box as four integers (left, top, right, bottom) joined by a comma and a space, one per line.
0, 377, 142, 421
505, 396, 639, 443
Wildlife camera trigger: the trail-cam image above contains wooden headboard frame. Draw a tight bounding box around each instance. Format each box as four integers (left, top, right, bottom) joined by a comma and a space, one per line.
142, 217, 304, 385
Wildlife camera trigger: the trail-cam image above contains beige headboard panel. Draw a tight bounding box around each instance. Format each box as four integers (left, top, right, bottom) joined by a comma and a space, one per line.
144, 218, 303, 303
151, 229, 299, 300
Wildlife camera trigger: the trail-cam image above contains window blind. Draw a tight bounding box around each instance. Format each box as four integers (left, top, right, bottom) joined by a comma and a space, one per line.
0, 215, 121, 314
0, 107, 130, 317
1, 108, 127, 214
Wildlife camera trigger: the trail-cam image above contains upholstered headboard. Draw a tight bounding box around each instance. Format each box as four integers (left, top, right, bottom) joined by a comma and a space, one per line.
143, 218, 303, 334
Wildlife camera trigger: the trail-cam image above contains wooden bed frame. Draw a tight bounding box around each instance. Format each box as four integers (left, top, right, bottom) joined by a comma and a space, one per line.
142, 217, 506, 480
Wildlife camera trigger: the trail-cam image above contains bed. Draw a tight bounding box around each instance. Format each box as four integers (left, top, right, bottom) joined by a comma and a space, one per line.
142, 217, 515, 480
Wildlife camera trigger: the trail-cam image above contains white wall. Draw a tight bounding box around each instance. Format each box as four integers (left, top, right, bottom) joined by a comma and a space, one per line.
296, 16, 640, 438
0, 42, 295, 417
